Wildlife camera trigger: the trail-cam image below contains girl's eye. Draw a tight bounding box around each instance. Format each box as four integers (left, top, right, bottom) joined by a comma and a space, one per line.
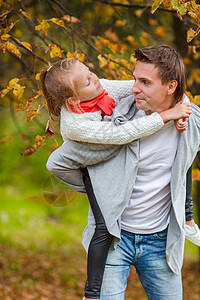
86, 80, 90, 86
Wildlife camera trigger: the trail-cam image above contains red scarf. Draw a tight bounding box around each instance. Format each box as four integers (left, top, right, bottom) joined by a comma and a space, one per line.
70, 89, 115, 116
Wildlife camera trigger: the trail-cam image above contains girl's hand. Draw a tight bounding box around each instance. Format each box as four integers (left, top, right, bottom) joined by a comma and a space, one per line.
159, 101, 192, 124
174, 117, 188, 132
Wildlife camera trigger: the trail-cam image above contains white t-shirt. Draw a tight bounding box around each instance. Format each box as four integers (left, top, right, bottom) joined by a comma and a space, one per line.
121, 110, 179, 234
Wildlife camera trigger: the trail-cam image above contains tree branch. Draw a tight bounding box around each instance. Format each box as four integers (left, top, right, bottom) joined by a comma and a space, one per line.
93, 0, 177, 13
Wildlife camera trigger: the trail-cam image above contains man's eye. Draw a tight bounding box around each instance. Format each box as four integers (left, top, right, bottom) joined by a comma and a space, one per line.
143, 80, 149, 85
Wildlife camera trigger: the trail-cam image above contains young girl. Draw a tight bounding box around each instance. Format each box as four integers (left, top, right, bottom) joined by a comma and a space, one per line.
40, 58, 197, 300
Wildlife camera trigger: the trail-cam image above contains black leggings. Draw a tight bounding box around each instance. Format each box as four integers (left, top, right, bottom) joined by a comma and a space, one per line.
185, 165, 193, 221
82, 168, 113, 299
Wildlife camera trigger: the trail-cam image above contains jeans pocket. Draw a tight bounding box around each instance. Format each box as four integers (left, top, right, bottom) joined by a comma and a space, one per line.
155, 228, 168, 240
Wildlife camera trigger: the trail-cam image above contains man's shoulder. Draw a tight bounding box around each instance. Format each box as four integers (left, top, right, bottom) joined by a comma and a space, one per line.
191, 102, 200, 118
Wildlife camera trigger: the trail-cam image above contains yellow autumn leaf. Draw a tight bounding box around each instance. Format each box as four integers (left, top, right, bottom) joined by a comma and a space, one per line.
6, 41, 21, 58
151, 0, 163, 14
194, 95, 200, 106
97, 54, 108, 68
66, 51, 76, 59
20, 9, 31, 20
35, 73, 41, 81
1, 87, 10, 98
21, 41, 32, 51
13, 84, 25, 99
185, 91, 194, 102
187, 27, 199, 43
49, 44, 64, 58
9, 78, 19, 88
50, 18, 66, 29
35, 20, 49, 36
75, 52, 85, 62
1, 33, 10, 41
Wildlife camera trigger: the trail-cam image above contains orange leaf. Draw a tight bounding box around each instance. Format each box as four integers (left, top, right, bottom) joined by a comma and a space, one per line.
20, 9, 32, 20
6, 42, 21, 58
187, 28, 199, 43
26, 106, 41, 123
1, 33, 10, 41
21, 135, 45, 157
21, 41, 32, 51
35, 20, 49, 36
50, 18, 66, 29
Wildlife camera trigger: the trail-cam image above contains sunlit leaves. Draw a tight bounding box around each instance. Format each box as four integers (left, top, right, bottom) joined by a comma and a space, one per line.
1, 78, 25, 99
50, 18, 66, 29
1, 33, 10, 41
47, 44, 64, 58
66, 51, 85, 62
187, 27, 200, 43
151, 0, 163, 14
1, 41, 21, 58
35, 20, 49, 36
19, 9, 31, 20
21, 41, 32, 51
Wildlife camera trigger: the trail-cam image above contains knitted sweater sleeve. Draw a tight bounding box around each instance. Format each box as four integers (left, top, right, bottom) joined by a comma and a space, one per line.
61, 109, 164, 145
99, 79, 134, 101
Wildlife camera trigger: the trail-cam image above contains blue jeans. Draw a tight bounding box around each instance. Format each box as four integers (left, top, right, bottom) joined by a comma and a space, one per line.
100, 228, 182, 300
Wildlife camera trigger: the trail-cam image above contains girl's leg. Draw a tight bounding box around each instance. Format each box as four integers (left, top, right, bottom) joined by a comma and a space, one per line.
185, 166, 193, 222
82, 168, 113, 299
185, 166, 200, 246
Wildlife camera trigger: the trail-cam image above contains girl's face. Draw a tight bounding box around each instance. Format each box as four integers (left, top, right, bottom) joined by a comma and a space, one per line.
67, 61, 104, 102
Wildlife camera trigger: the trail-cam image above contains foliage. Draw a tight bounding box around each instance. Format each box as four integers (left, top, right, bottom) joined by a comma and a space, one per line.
0, 0, 200, 159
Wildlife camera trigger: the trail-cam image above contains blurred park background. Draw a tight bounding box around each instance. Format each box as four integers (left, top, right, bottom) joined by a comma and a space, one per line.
0, 0, 200, 299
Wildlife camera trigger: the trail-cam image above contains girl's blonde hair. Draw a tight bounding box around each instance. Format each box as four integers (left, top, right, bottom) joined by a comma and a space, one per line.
40, 58, 78, 119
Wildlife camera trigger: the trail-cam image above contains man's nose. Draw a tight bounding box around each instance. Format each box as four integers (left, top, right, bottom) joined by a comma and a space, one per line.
132, 83, 140, 93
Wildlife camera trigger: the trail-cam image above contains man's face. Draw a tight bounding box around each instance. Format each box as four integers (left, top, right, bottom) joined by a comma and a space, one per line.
132, 62, 175, 114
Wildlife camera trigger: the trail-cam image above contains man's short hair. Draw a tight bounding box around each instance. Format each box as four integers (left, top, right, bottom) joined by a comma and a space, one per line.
134, 44, 186, 102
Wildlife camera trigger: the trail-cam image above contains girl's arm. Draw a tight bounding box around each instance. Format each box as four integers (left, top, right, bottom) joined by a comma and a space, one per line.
99, 79, 134, 102
61, 109, 164, 145
61, 102, 191, 145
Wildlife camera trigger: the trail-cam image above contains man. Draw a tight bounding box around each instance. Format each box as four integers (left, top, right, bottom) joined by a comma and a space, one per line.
47, 45, 200, 299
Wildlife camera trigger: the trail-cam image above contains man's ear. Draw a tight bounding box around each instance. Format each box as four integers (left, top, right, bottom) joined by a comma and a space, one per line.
167, 80, 178, 95
66, 97, 80, 106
